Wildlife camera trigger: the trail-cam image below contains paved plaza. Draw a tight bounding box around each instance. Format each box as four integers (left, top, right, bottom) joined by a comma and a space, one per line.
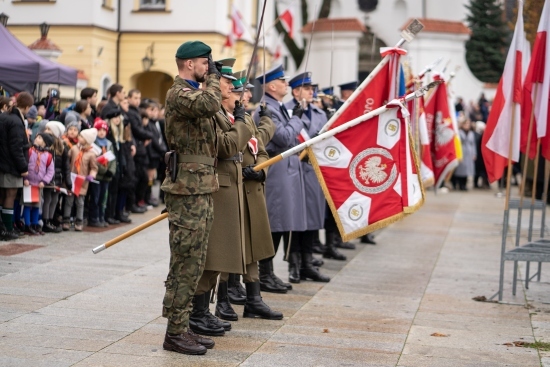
0, 188, 549, 367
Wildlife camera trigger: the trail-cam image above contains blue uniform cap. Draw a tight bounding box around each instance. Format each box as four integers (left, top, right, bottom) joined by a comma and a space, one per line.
288, 72, 312, 89
255, 64, 289, 84
338, 81, 358, 91
320, 86, 334, 96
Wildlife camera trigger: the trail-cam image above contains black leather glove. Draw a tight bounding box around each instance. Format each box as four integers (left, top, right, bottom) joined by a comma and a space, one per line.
233, 101, 246, 123
104, 170, 114, 178
292, 103, 304, 119
207, 55, 222, 77
259, 103, 272, 118
242, 165, 265, 182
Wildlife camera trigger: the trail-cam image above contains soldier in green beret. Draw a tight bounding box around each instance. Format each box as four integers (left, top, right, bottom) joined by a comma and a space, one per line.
160, 40, 223, 356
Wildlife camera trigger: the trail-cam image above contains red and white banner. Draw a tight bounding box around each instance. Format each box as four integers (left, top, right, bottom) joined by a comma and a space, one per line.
297, 128, 311, 144
309, 103, 424, 241
417, 96, 435, 187
71, 173, 85, 196
483, 3, 529, 182
23, 185, 40, 203
324, 48, 406, 132
424, 75, 459, 188
521, 0, 550, 160
231, 5, 246, 39
97, 150, 115, 166
279, 9, 294, 38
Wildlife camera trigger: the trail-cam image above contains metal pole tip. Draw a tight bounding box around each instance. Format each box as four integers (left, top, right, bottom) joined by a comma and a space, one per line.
92, 244, 106, 254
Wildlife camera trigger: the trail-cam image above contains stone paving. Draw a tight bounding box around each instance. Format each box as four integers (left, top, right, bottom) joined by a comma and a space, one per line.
0, 187, 549, 366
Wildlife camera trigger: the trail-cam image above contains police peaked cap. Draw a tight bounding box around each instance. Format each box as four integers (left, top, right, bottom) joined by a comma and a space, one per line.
175, 41, 212, 59
288, 72, 312, 89
338, 81, 358, 91
215, 58, 238, 80
255, 64, 289, 84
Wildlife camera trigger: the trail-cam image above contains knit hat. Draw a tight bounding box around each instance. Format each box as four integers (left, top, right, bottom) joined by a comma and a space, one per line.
94, 118, 109, 133
80, 128, 98, 145
37, 132, 54, 148
46, 121, 65, 138
27, 105, 38, 120
66, 120, 81, 133
64, 110, 79, 126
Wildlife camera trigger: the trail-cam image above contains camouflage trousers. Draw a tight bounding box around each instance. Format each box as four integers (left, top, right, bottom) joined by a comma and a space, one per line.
162, 193, 213, 334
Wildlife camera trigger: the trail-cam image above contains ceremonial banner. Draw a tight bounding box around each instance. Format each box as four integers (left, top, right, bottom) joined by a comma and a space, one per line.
424, 75, 459, 188
23, 185, 39, 203
308, 103, 424, 241
521, 0, 550, 160
417, 96, 435, 187
483, 2, 529, 182
279, 9, 294, 38
71, 173, 85, 196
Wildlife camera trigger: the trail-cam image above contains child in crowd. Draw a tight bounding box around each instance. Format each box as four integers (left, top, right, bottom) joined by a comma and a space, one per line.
23, 132, 55, 235
88, 119, 115, 227
62, 121, 80, 150
42, 121, 71, 233
63, 128, 98, 231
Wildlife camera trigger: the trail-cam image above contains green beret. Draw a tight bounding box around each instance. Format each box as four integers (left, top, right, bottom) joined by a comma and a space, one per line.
175, 41, 211, 59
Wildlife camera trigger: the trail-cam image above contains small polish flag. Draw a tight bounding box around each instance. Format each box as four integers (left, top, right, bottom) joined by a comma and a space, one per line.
23, 185, 40, 203
297, 128, 310, 143
97, 151, 115, 166
71, 173, 86, 196
279, 9, 294, 38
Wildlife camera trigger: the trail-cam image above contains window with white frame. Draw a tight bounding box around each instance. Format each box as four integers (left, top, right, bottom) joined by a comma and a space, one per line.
140, 0, 165, 9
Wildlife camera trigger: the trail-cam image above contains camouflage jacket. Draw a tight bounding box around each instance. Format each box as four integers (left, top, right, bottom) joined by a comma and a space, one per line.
161, 74, 221, 195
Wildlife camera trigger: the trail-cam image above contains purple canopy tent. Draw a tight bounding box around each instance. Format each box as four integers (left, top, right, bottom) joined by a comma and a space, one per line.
0, 24, 77, 94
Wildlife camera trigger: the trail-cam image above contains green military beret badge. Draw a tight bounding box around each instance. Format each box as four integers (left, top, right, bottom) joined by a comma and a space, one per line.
175, 41, 212, 59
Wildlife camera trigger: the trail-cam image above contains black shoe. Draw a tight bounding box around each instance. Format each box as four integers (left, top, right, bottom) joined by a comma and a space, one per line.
259, 260, 288, 293
312, 232, 325, 254
115, 214, 132, 223
300, 253, 330, 282
215, 282, 238, 321
3, 230, 20, 241
323, 230, 347, 261
42, 220, 56, 233
335, 232, 356, 249
163, 332, 207, 355
189, 291, 228, 336
227, 274, 246, 305
24, 225, 38, 236
130, 205, 146, 214
288, 252, 301, 284
243, 282, 283, 320
106, 217, 120, 225
311, 257, 324, 267
360, 234, 376, 245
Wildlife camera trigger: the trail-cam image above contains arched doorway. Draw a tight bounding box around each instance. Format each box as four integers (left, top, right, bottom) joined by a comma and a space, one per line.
131, 71, 173, 105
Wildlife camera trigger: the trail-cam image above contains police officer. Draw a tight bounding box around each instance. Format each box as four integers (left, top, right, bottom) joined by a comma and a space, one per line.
253, 65, 307, 291
188, 59, 253, 336
215, 70, 283, 321
284, 72, 330, 283
161, 41, 222, 355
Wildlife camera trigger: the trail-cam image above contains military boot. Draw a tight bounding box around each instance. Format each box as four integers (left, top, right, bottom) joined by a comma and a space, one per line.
312, 231, 325, 254
259, 260, 288, 293
243, 282, 284, 320
163, 332, 207, 355
335, 232, 356, 250
288, 252, 301, 284
301, 253, 330, 282
227, 274, 246, 305
323, 230, 347, 261
215, 281, 238, 321
189, 291, 228, 336
185, 329, 215, 349
360, 233, 376, 245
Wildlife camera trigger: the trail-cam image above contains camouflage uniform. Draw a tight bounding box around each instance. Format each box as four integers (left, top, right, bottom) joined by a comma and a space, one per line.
161, 73, 221, 335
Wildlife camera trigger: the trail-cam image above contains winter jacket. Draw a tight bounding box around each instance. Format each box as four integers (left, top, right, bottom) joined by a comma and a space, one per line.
106, 129, 126, 179
68, 144, 98, 195
0, 108, 30, 176
145, 120, 167, 163
95, 139, 116, 182
118, 141, 137, 190
26, 147, 55, 186
50, 145, 72, 189
127, 105, 154, 142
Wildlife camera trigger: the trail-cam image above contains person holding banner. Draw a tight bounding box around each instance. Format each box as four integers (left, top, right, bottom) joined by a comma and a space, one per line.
284, 72, 330, 283
63, 128, 98, 232
253, 64, 307, 289
22, 132, 55, 235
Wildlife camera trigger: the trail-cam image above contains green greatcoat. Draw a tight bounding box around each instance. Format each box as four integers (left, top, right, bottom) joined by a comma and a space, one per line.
203, 107, 252, 274
242, 114, 276, 264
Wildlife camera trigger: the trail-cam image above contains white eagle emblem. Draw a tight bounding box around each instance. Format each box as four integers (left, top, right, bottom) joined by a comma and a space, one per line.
359, 156, 387, 185
434, 111, 455, 146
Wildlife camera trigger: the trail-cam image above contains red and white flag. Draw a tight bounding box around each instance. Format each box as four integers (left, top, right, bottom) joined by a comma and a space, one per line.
97, 150, 115, 166
23, 185, 40, 203
324, 47, 407, 132
231, 5, 246, 39
483, 3, 529, 182
71, 172, 85, 196
297, 128, 311, 144
417, 96, 435, 187
279, 9, 294, 38
424, 75, 459, 188
308, 102, 424, 241
521, 0, 550, 160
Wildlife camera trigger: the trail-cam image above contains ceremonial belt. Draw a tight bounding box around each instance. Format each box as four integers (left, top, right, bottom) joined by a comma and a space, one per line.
222, 152, 243, 162
177, 153, 217, 167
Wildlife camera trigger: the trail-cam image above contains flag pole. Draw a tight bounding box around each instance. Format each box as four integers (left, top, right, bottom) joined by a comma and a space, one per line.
254, 80, 441, 172
527, 139, 541, 241
513, 85, 538, 295
93, 82, 440, 254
